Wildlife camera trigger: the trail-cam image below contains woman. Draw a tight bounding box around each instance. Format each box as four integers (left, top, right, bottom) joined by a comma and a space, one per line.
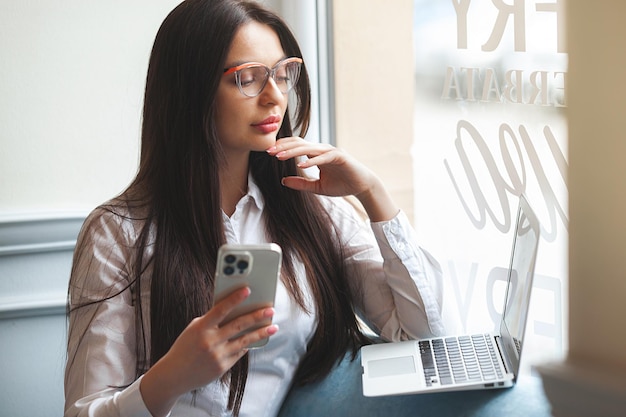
64, 1, 445, 416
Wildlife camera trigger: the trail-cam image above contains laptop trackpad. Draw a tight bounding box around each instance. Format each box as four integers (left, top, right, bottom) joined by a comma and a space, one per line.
368, 356, 416, 378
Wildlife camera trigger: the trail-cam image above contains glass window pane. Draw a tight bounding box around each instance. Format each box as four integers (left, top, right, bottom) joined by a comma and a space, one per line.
412, 0, 568, 373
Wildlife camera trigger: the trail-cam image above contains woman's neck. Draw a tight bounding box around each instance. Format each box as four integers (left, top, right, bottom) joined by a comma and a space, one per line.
220, 157, 249, 217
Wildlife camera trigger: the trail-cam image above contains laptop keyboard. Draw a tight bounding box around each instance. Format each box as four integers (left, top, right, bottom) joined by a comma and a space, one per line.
419, 334, 504, 386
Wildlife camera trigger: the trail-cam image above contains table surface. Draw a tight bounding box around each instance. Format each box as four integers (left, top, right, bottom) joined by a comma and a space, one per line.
278, 351, 552, 417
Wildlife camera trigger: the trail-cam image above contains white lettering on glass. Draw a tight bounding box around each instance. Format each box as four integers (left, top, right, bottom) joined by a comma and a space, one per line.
443, 120, 567, 241
452, 0, 565, 53
442, 67, 566, 107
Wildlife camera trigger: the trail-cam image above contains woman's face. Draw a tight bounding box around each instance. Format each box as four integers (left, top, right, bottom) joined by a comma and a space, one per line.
215, 21, 290, 157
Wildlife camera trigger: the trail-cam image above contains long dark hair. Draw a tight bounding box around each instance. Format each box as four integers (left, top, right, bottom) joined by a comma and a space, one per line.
71, 0, 369, 415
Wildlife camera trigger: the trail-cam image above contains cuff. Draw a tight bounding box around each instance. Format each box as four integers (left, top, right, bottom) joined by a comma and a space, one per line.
370, 210, 414, 260
117, 376, 157, 417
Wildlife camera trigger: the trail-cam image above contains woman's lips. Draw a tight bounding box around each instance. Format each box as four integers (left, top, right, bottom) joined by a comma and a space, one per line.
252, 115, 281, 134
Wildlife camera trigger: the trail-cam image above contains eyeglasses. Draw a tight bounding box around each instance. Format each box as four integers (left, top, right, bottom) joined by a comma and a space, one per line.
223, 57, 303, 98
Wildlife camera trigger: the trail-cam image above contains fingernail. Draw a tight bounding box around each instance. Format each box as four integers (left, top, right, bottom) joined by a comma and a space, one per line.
266, 146, 277, 153
267, 324, 279, 336
263, 308, 275, 318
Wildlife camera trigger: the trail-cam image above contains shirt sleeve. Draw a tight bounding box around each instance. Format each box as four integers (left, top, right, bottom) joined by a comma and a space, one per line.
332, 198, 446, 341
64, 208, 154, 417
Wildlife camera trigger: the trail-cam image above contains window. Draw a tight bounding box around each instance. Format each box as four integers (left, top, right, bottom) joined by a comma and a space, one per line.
411, 0, 568, 370
269, 0, 334, 144
289, 0, 567, 371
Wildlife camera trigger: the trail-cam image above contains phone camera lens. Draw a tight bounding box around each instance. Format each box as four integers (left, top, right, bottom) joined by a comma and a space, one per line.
225, 254, 236, 264
223, 265, 235, 275
236, 260, 249, 272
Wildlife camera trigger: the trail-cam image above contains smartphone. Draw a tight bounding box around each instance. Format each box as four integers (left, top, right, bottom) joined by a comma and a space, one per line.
214, 243, 282, 348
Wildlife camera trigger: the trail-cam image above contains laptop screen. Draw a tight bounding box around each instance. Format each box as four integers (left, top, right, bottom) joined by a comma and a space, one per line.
499, 194, 540, 379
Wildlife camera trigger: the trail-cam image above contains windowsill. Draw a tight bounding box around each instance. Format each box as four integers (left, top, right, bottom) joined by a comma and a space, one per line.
538, 360, 626, 417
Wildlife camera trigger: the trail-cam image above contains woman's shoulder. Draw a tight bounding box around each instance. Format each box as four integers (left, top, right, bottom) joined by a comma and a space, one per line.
78, 194, 151, 247
70, 196, 152, 300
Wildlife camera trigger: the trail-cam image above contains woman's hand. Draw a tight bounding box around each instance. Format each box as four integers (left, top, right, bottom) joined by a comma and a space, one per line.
267, 137, 399, 222
140, 287, 278, 417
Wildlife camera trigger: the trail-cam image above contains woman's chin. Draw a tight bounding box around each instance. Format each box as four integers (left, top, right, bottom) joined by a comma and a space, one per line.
254, 136, 278, 151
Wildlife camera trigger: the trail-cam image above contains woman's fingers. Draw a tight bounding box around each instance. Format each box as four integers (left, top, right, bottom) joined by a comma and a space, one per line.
200, 288, 278, 349
267, 137, 334, 162
223, 321, 280, 357
280, 176, 320, 193
201, 286, 251, 327
267, 137, 399, 220
268, 137, 370, 197
142, 290, 280, 406
219, 306, 276, 343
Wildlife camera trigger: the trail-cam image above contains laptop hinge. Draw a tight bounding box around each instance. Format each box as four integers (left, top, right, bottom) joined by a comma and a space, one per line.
494, 335, 512, 375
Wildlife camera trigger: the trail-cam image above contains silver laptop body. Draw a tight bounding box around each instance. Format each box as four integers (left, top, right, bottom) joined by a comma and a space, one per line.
361, 194, 540, 397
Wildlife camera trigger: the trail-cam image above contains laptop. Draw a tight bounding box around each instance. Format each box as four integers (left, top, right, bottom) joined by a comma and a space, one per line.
361, 194, 540, 397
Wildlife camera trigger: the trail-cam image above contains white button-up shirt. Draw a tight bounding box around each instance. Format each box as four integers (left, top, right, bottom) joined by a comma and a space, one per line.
65, 177, 445, 417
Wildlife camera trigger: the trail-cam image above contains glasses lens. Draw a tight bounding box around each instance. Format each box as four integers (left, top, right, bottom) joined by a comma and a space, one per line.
237, 66, 269, 97
273, 60, 302, 94
234, 59, 302, 97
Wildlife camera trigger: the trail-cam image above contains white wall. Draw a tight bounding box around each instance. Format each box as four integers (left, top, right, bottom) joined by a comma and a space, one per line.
0, 1, 183, 216
0, 4, 181, 415
0, 0, 320, 217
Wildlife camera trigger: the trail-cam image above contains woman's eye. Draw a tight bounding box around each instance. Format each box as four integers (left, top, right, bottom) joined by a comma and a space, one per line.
239, 73, 256, 86
241, 78, 255, 87
274, 70, 289, 83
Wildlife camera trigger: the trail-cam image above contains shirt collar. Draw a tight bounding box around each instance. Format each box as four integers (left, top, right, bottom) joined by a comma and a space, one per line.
220, 172, 265, 222
246, 171, 265, 211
